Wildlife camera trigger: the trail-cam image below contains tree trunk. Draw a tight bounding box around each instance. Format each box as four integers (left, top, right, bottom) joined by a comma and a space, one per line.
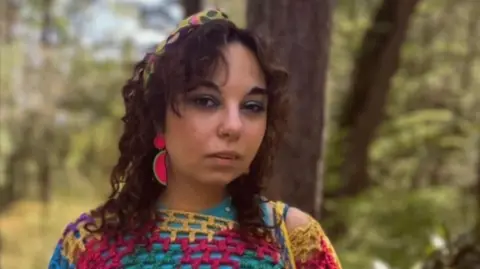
1, 0, 20, 43
181, 0, 202, 17
332, 0, 421, 198
0, 123, 33, 213
40, 0, 55, 46
476, 137, 480, 235
322, 0, 421, 241
246, 0, 334, 218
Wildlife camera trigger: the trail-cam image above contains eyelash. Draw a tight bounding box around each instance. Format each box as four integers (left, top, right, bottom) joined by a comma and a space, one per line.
191, 96, 219, 108
189, 95, 266, 113
243, 101, 265, 113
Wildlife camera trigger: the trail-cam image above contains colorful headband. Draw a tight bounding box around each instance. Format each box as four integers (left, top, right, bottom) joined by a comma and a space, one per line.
142, 9, 230, 88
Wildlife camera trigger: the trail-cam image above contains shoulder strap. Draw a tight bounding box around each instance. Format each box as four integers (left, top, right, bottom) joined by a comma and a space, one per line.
272, 201, 296, 269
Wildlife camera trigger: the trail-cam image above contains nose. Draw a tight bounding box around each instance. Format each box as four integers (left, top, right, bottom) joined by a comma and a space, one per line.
218, 105, 242, 141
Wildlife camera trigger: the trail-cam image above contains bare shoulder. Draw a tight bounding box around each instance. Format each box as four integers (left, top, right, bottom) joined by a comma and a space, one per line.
276, 203, 343, 268
264, 200, 321, 233
264, 200, 315, 231
285, 207, 315, 232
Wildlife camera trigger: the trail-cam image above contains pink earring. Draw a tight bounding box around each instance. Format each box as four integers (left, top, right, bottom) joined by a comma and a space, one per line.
153, 135, 167, 186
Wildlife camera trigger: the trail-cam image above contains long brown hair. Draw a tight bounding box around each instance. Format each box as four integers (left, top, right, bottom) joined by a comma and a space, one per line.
88, 19, 289, 239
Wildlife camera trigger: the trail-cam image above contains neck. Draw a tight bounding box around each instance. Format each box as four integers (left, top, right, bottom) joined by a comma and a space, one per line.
159, 175, 228, 212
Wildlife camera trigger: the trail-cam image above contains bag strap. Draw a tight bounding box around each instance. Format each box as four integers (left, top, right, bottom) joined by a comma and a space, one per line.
272, 201, 296, 269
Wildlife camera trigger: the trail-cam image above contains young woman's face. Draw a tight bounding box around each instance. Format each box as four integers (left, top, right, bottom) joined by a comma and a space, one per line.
164, 42, 267, 186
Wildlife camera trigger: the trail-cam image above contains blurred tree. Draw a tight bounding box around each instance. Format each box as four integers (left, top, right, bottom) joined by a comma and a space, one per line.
324, 0, 421, 242
325, 0, 480, 267
477, 140, 480, 233
37, 0, 56, 205
1, 0, 479, 267
422, 105, 480, 269
246, 0, 334, 218
0, 0, 21, 43
204, 0, 245, 26
0, 0, 24, 213
40, 0, 56, 46
181, 0, 202, 17
334, 0, 421, 198
139, 1, 178, 31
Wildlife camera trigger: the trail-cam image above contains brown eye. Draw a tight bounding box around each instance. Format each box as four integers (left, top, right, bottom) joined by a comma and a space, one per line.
189, 95, 220, 109
242, 101, 266, 113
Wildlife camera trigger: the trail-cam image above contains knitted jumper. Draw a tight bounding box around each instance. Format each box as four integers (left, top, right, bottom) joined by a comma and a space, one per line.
48, 199, 342, 269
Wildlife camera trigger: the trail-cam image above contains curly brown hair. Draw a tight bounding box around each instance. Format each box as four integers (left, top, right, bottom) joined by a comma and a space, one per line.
88, 19, 289, 239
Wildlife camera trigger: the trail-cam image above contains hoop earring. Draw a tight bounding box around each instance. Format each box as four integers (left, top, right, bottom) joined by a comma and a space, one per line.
153, 135, 167, 186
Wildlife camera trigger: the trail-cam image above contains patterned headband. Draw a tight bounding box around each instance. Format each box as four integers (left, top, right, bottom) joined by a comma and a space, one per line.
142, 8, 230, 88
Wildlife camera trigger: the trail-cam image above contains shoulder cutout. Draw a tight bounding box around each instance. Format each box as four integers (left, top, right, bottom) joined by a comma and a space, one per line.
277, 204, 343, 268
285, 207, 313, 232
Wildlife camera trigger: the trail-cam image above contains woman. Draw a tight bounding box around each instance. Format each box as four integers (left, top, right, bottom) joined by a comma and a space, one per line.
48, 9, 342, 269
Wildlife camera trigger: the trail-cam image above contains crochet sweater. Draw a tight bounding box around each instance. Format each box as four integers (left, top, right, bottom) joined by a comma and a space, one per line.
48, 200, 342, 269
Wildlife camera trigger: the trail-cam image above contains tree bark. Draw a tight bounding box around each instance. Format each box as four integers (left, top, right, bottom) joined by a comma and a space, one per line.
1, 0, 20, 43
182, 0, 202, 17
331, 0, 421, 198
320, 0, 422, 241
40, 0, 55, 46
476, 137, 480, 235
247, 0, 334, 218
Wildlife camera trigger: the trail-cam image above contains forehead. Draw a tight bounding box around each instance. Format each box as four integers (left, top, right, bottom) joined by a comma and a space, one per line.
210, 42, 266, 91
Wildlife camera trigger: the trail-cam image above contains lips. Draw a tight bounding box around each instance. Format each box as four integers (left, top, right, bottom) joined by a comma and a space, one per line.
207, 151, 241, 160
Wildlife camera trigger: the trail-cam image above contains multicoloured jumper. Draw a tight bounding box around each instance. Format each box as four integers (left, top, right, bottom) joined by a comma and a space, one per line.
48, 200, 342, 268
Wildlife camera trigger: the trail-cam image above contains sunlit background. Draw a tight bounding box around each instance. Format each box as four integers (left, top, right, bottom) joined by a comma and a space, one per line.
0, 0, 479, 268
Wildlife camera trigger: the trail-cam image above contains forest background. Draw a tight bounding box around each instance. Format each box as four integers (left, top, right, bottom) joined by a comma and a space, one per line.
0, 0, 479, 268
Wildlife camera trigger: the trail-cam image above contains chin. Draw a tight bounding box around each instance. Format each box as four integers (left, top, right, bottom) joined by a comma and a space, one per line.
198, 172, 239, 186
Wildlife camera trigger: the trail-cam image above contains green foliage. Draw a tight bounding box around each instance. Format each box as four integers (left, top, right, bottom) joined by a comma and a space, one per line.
1, 0, 479, 268
324, 0, 480, 268
334, 187, 476, 268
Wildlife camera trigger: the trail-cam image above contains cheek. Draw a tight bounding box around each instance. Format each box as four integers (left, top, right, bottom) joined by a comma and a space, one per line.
245, 118, 267, 152
164, 109, 213, 155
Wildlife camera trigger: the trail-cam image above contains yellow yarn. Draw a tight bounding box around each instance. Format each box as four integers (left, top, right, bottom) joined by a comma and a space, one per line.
156, 210, 236, 241
58, 207, 345, 268
288, 217, 324, 262
271, 201, 297, 268
58, 211, 236, 264
60, 220, 101, 264
270, 201, 342, 268
289, 217, 342, 268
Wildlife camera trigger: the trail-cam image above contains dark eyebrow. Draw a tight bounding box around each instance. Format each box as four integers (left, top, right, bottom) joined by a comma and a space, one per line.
189, 81, 267, 96
248, 86, 267, 96
188, 80, 220, 92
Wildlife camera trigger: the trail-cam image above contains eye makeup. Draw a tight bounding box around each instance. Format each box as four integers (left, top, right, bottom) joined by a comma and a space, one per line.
184, 81, 268, 114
